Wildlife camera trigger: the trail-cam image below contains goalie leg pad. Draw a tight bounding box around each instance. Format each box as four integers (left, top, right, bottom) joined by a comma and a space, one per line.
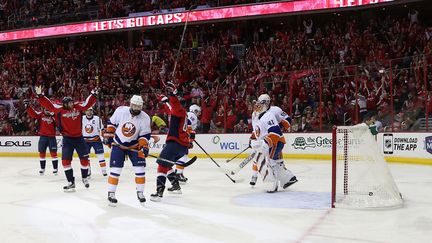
270, 160, 296, 189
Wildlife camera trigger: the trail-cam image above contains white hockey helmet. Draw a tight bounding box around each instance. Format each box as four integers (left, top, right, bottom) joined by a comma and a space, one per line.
254, 94, 271, 115
189, 104, 201, 116
130, 95, 143, 115
130, 95, 144, 106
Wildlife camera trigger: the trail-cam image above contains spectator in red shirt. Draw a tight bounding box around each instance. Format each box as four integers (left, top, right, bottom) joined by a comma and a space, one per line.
200, 96, 217, 133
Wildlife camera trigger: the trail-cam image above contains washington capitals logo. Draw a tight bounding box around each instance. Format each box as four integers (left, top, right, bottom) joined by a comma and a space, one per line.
62, 110, 80, 120
41, 117, 54, 124
85, 124, 94, 133
122, 122, 136, 137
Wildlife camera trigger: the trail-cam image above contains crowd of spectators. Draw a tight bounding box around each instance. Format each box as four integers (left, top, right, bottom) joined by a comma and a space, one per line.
0, 0, 278, 31
0, 6, 431, 136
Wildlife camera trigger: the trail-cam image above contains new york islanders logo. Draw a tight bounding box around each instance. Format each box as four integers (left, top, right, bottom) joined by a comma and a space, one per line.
85, 124, 94, 134
122, 122, 136, 137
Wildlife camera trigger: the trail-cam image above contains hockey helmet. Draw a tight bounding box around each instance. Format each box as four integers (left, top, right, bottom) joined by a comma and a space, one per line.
189, 104, 201, 116
130, 95, 143, 115
254, 94, 271, 115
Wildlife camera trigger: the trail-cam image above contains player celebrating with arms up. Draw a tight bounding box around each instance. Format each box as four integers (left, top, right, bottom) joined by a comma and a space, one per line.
250, 95, 297, 193
24, 99, 59, 176
150, 83, 190, 202
103, 95, 151, 206
35, 86, 97, 192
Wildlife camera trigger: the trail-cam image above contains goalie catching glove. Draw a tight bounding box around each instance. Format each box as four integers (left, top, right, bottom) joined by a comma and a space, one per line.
250, 139, 269, 155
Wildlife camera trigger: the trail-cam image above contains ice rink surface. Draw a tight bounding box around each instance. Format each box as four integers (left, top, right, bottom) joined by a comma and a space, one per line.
1, 156, 432, 243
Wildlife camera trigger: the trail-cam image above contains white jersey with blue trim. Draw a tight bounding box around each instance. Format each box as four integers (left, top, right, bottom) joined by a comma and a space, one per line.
251, 111, 280, 141
82, 115, 103, 141
108, 106, 151, 146
187, 112, 198, 131
268, 106, 290, 124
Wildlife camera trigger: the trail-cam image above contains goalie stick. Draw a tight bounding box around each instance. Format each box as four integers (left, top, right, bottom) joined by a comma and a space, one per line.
194, 140, 243, 183
226, 146, 251, 163
229, 151, 256, 175
111, 143, 197, 167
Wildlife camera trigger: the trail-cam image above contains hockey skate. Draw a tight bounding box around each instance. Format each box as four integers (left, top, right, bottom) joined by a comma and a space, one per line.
150, 185, 165, 202
137, 191, 146, 206
39, 169, 45, 176
82, 178, 90, 188
63, 181, 76, 192
108, 192, 118, 207
177, 173, 188, 184
167, 180, 182, 194
250, 175, 258, 186
282, 176, 298, 189
87, 168, 91, 179
53, 169, 58, 176
102, 169, 107, 177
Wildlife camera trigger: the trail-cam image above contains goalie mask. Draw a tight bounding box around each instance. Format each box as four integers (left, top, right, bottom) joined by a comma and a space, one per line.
254, 94, 271, 115
189, 104, 201, 116
130, 95, 143, 116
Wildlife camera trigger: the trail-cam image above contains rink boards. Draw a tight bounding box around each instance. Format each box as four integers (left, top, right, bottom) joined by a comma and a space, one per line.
0, 133, 431, 165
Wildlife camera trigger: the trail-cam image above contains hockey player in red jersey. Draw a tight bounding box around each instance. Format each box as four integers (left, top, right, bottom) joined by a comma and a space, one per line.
34, 86, 98, 192
150, 83, 191, 202
24, 99, 59, 176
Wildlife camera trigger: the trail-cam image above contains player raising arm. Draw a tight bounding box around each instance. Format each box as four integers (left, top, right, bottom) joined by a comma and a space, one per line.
35, 86, 97, 192
103, 95, 151, 206
24, 99, 59, 176
150, 83, 191, 202
250, 96, 297, 193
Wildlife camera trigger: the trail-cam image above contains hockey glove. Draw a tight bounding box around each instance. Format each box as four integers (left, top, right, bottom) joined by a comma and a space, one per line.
34, 86, 43, 96
103, 133, 114, 148
138, 138, 149, 158
23, 99, 30, 108
90, 88, 99, 96
250, 139, 269, 154
157, 94, 169, 103
139, 147, 149, 158
189, 131, 196, 140
166, 82, 178, 95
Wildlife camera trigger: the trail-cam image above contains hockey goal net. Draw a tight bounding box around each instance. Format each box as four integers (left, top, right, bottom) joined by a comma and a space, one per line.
331, 124, 403, 209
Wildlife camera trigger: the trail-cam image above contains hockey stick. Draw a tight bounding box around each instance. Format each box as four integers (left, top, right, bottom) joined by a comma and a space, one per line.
111, 143, 197, 167
229, 151, 256, 175
171, 4, 196, 80
193, 140, 243, 183
226, 146, 251, 163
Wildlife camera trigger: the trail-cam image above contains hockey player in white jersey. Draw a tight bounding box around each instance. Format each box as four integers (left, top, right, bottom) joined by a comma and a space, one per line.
249, 94, 297, 193
250, 94, 293, 186
103, 95, 151, 206
82, 107, 107, 177
174, 104, 200, 184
